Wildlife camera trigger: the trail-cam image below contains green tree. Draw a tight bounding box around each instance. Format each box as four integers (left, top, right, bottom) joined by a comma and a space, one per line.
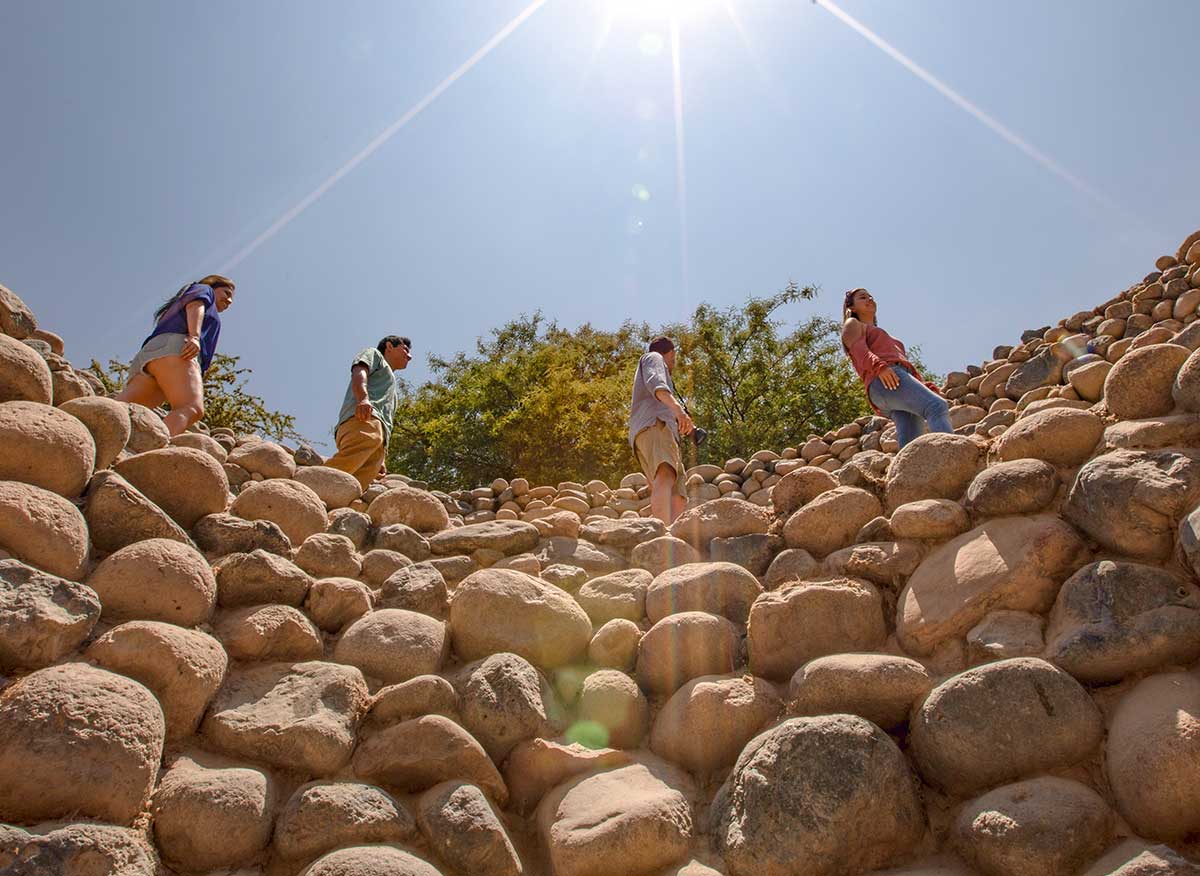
670, 282, 872, 464
87, 353, 301, 441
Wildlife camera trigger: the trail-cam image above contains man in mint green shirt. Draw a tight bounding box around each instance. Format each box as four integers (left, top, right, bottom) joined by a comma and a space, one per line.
325, 335, 412, 492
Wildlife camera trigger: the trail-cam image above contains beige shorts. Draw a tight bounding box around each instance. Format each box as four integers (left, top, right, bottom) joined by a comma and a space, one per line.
634, 421, 687, 498
129, 333, 190, 376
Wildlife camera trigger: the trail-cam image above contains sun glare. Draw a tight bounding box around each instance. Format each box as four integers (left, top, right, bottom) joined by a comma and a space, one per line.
602, 0, 721, 23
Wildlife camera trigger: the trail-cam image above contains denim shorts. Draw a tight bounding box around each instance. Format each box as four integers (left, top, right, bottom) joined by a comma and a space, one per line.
128, 333, 190, 376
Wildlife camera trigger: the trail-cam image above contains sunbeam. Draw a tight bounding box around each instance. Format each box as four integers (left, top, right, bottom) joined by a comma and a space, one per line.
670, 14, 690, 299
813, 0, 1140, 224
217, 0, 550, 274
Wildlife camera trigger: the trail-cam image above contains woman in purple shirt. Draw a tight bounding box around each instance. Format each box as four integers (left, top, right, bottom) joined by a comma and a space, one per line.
116, 274, 236, 436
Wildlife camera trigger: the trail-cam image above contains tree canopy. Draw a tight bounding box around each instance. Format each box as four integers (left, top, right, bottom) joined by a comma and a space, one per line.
388, 285, 891, 489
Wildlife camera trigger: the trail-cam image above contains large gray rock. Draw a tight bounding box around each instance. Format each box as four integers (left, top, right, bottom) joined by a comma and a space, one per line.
0, 663, 165, 826
1045, 560, 1200, 684
897, 515, 1088, 656
379, 563, 449, 619
1065, 450, 1200, 560
213, 548, 312, 607
712, 715, 924, 876
964, 458, 1060, 517
418, 780, 522, 876
84, 470, 195, 554
954, 777, 1113, 876
202, 661, 369, 777
536, 536, 625, 576
0, 559, 100, 671
1005, 345, 1067, 397
458, 652, 563, 762
193, 511, 293, 558
910, 658, 1103, 795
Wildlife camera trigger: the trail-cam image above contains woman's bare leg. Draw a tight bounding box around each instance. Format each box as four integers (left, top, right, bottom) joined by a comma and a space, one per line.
115, 372, 166, 408
144, 356, 204, 436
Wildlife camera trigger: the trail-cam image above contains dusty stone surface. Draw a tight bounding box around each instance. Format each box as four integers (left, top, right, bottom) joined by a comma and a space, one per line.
193, 510, 293, 558
709, 532, 784, 576
884, 432, 984, 511
86, 537, 217, 626
449, 568, 592, 668
575, 568, 651, 625
1080, 839, 1199, 876
353, 714, 508, 804
1065, 449, 1200, 560
368, 484, 451, 533
273, 780, 416, 862
788, 653, 932, 730
1105, 343, 1190, 420
379, 563, 449, 619
889, 499, 970, 541
825, 540, 923, 588
300, 845, 444, 876
125, 403, 170, 453
87, 620, 227, 741
0, 663, 165, 826
637, 611, 739, 695
536, 536, 625, 577
966, 609, 1045, 662
334, 608, 447, 685
202, 660, 369, 776
227, 439, 297, 479
0, 400, 95, 497
84, 469, 195, 554
214, 548, 312, 607
897, 515, 1088, 656
216, 603, 324, 662
771, 466, 839, 518
1106, 672, 1200, 840
369, 674, 460, 726
0, 332, 53, 404
669, 496, 771, 547
578, 668, 650, 750
0, 823, 159, 876
296, 532, 362, 578
651, 673, 781, 775
712, 715, 924, 876
429, 519, 540, 555
537, 758, 695, 876
151, 753, 275, 871
0, 479, 90, 580
306, 576, 373, 633
113, 446, 229, 529
418, 780, 522, 876
588, 617, 642, 670
631, 535, 704, 576
0, 558, 100, 671
231, 478, 328, 547
457, 651, 562, 762
763, 547, 822, 589
783, 486, 882, 557
1044, 560, 1200, 683
502, 739, 630, 816
579, 516, 666, 549
910, 657, 1103, 795
645, 561, 763, 624
747, 577, 886, 681
995, 407, 1105, 466
954, 777, 1113, 876
964, 458, 1060, 517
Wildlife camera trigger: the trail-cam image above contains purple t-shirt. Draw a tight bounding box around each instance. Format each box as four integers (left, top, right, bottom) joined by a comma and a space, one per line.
143, 284, 222, 373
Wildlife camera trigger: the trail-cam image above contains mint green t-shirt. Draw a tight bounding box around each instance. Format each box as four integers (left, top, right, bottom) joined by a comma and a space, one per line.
337, 348, 398, 443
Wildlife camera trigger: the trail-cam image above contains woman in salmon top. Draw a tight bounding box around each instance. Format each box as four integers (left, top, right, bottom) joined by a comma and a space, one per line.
841, 287, 951, 448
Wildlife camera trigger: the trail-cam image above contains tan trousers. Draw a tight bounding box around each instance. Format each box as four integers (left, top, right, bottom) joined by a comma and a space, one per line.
326, 417, 386, 492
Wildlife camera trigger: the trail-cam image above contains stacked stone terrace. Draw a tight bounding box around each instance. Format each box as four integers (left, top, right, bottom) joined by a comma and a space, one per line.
1, 228, 1200, 876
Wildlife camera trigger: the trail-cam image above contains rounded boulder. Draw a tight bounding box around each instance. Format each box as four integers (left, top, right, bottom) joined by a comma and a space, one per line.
884, 432, 984, 512
294, 464, 363, 509
368, 485, 451, 533
577, 668, 649, 750
300, 845, 445, 876
637, 611, 739, 695
1104, 343, 1190, 420
771, 466, 838, 518
788, 653, 932, 730
645, 561, 762, 624
995, 407, 1105, 467
86, 537, 216, 626
231, 478, 329, 546
274, 781, 416, 862
651, 673, 781, 775
0, 479, 90, 580
449, 568, 592, 668
0, 663, 165, 826
712, 715, 924, 876
113, 446, 230, 529
909, 657, 1103, 796
334, 608, 448, 685
226, 439, 297, 479
782, 486, 881, 557
60, 395, 131, 470
0, 401, 95, 497
0, 332, 52, 404
965, 458, 1060, 517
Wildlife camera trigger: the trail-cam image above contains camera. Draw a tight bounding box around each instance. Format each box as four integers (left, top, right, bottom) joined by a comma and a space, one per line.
691, 426, 708, 446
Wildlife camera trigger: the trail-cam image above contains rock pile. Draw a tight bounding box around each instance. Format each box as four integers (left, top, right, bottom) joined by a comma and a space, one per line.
2, 231, 1200, 876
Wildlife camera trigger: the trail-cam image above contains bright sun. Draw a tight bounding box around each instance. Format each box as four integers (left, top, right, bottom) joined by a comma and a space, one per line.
603, 0, 723, 22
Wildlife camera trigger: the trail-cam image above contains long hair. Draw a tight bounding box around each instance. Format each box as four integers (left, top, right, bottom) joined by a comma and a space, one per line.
841, 288, 877, 353
152, 274, 234, 324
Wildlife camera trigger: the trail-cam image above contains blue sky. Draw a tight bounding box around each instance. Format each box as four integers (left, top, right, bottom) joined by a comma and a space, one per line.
3, 0, 1198, 447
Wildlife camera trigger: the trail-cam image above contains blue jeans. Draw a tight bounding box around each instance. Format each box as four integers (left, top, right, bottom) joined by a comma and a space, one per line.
868, 368, 953, 448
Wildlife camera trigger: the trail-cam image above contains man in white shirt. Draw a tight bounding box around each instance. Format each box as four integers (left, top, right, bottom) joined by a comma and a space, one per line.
628, 336, 695, 524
